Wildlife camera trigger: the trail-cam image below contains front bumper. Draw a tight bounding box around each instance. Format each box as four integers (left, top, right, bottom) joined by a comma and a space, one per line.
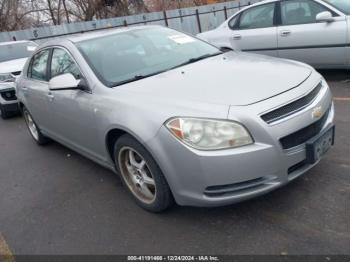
0, 86, 19, 114
1, 102, 19, 113
146, 75, 335, 207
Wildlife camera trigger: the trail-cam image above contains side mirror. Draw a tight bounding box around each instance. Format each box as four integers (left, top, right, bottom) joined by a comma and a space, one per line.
316, 11, 334, 23
49, 73, 87, 91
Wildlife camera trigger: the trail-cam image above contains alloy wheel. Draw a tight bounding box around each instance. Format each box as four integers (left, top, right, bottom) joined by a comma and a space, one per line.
24, 110, 39, 141
118, 147, 156, 204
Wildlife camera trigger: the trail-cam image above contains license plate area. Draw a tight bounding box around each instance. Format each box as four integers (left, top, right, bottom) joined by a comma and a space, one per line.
306, 125, 335, 164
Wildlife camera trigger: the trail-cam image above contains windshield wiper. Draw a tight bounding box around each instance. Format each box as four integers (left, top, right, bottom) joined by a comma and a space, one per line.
170, 52, 222, 70
111, 52, 222, 87
111, 70, 168, 87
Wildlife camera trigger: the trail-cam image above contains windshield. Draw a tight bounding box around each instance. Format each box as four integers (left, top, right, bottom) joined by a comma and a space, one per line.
324, 0, 350, 14
76, 27, 221, 87
0, 42, 37, 63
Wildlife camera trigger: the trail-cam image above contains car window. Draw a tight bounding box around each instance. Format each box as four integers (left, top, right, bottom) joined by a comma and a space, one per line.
281, 0, 330, 25
238, 3, 275, 29
228, 15, 239, 28
50, 48, 81, 80
28, 49, 50, 81
0, 42, 37, 63
324, 0, 350, 14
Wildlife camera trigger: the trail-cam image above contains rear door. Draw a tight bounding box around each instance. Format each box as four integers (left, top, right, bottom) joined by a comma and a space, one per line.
230, 2, 279, 57
277, 0, 347, 66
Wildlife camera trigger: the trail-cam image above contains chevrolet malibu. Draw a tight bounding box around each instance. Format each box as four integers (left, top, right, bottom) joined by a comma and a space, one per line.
16, 26, 335, 212
198, 0, 350, 69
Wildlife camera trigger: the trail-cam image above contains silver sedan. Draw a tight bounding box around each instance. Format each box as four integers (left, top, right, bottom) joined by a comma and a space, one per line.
198, 0, 350, 69
16, 26, 334, 212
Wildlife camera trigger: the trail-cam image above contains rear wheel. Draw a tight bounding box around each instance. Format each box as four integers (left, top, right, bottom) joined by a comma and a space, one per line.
114, 134, 174, 212
23, 107, 50, 145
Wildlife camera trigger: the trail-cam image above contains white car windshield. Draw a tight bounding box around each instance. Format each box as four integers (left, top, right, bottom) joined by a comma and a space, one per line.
0, 42, 37, 63
76, 27, 222, 87
324, 0, 350, 14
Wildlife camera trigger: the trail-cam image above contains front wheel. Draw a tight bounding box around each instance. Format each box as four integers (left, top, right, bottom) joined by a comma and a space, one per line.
114, 134, 174, 212
23, 107, 50, 145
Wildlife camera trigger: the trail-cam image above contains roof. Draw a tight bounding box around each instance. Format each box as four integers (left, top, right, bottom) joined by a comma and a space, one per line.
66, 25, 162, 43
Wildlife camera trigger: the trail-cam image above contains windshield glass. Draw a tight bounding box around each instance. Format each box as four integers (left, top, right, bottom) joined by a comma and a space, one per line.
324, 0, 350, 14
76, 27, 221, 87
0, 42, 37, 63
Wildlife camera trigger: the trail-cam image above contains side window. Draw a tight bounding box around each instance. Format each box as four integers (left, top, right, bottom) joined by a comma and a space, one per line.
238, 3, 275, 29
50, 48, 81, 80
228, 15, 239, 29
281, 0, 330, 25
28, 50, 50, 81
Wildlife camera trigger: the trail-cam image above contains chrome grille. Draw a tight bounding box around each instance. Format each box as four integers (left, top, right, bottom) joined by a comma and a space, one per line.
261, 82, 323, 124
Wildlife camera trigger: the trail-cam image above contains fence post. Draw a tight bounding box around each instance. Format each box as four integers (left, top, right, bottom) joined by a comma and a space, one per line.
123, 20, 128, 27
163, 10, 169, 27
238, 2, 241, 10
196, 9, 202, 33
224, 6, 228, 20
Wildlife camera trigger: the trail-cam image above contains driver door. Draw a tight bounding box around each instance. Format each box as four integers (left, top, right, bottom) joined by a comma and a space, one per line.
46, 48, 100, 159
277, 0, 347, 66
230, 2, 279, 57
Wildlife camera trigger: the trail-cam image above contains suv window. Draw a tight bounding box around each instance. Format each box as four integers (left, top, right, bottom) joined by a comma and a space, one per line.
0, 42, 37, 63
28, 49, 50, 81
51, 48, 81, 80
281, 0, 330, 25
238, 3, 275, 29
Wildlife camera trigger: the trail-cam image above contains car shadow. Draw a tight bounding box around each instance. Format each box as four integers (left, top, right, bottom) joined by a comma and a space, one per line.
318, 69, 350, 82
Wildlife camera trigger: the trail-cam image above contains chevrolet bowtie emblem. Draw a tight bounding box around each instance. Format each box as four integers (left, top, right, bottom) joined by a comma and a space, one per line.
312, 106, 323, 119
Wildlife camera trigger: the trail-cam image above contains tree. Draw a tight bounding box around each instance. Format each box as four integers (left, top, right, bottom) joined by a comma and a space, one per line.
0, 0, 46, 31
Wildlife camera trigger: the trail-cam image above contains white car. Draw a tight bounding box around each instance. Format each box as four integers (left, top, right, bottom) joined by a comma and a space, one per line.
197, 0, 350, 69
0, 40, 38, 119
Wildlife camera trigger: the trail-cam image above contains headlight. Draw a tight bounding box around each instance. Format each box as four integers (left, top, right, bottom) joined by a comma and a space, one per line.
165, 118, 253, 150
0, 73, 15, 82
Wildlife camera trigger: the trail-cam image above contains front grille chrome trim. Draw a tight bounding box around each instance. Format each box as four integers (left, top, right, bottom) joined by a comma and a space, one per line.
261, 82, 323, 124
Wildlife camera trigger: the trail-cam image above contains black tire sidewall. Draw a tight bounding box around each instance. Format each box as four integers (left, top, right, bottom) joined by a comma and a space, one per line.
114, 134, 174, 212
23, 107, 50, 145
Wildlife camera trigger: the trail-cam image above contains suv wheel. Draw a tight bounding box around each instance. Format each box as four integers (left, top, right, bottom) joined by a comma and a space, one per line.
114, 134, 174, 212
23, 107, 50, 145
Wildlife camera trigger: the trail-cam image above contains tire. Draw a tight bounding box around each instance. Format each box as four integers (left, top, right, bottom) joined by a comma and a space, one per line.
114, 134, 174, 212
22, 107, 50, 145
0, 104, 12, 119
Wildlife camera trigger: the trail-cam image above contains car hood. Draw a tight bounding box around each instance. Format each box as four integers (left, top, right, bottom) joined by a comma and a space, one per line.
0, 82, 15, 91
0, 58, 28, 74
118, 52, 312, 106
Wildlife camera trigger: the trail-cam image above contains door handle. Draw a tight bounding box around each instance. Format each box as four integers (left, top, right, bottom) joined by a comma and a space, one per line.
47, 93, 55, 102
280, 30, 291, 37
21, 86, 28, 96
233, 34, 242, 40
